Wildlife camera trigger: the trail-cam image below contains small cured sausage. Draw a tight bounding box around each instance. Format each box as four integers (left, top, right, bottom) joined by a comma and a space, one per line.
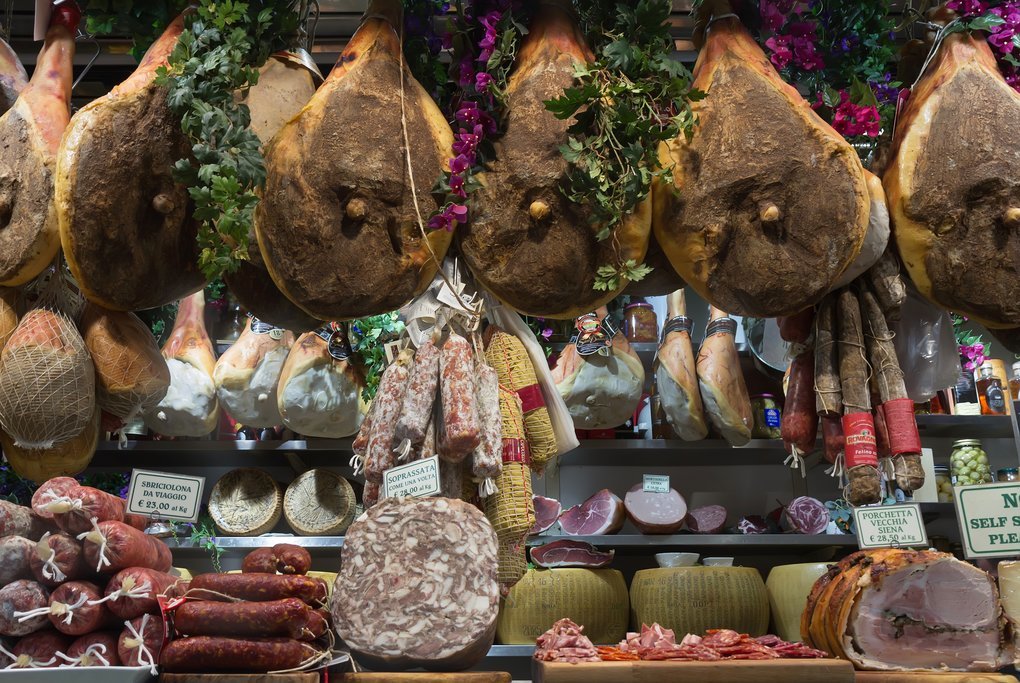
471, 361, 502, 483
394, 338, 440, 449
31, 477, 78, 520
363, 350, 413, 482
188, 573, 327, 607
79, 520, 172, 574
362, 480, 380, 509
0, 580, 50, 636
29, 532, 86, 586
438, 331, 481, 461
46, 581, 113, 636
65, 631, 121, 666
118, 613, 164, 668
623, 485, 688, 534
821, 414, 845, 466
9, 630, 72, 668
173, 598, 320, 641
44, 485, 125, 535
160, 636, 324, 673
0, 500, 37, 539
242, 544, 311, 575
0, 536, 34, 584
103, 567, 182, 620
782, 349, 818, 457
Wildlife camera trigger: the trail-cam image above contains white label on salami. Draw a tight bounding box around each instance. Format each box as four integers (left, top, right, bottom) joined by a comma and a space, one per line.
853, 503, 927, 551
127, 469, 205, 523
382, 456, 441, 499
642, 474, 670, 494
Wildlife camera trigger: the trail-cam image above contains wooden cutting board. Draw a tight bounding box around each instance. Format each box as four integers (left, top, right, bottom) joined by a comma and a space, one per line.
855, 673, 1016, 682
160, 675, 318, 683
340, 674, 511, 682
533, 659, 855, 682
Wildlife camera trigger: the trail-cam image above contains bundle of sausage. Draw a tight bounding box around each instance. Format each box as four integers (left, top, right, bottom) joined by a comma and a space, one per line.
162, 559, 330, 674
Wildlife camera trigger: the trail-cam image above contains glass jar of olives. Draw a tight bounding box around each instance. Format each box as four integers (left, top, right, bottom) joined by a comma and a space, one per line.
934, 465, 953, 503
950, 439, 993, 487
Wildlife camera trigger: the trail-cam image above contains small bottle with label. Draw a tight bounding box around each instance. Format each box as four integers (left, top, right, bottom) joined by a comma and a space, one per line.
1010, 361, 1020, 401
750, 393, 782, 439
977, 361, 1007, 416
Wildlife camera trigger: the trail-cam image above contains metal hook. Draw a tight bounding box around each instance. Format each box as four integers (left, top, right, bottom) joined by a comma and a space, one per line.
307, 0, 320, 53
72, 30, 100, 92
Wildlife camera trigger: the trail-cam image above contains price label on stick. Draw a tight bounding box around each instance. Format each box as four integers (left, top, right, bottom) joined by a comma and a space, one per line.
383, 456, 441, 499
127, 469, 205, 523
643, 474, 670, 494
853, 503, 928, 550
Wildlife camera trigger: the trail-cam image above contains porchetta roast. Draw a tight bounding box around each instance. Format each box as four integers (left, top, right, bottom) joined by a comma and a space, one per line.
56, 14, 204, 311
884, 9, 1020, 330
803, 549, 1012, 671
458, 0, 650, 318
653, 1, 870, 317
255, 0, 453, 321
0, 4, 77, 287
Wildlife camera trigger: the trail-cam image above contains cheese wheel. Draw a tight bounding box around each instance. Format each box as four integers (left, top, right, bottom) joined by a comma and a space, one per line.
283, 469, 356, 536
1, 408, 99, 483
208, 468, 282, 537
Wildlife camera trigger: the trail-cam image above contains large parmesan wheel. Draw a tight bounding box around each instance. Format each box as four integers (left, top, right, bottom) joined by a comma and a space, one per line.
208, 468, 283, 537
283, 469, 356, 536
0, 407, 99, 483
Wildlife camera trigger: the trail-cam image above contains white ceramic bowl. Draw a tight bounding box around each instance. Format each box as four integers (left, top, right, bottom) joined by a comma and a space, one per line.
703, 557, 734, 566
655, 552, 700, 568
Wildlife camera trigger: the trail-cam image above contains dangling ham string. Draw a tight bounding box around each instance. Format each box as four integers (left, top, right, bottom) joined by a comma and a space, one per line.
825, 452, 846, 479
123, 613, 158, 675
87, 577, 152, 607
76, 516, 111, 571
36, 532, 66, 582
14, 591, 88, 625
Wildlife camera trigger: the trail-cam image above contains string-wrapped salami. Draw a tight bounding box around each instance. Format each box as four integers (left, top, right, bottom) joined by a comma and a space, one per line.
5, 630, 72, 668
41, 484, 125, 535
78, 519, 172, 574
782, 348, 817, 475
0, 536, 34, 584
0, 580, 50, 636
14, 580, 113, 636
29, 531, 86, 585
62, 631, 121, 667
471, 359, 502, 496
439, 330, 481, 461
837, 289, 881, 506
31, 477, 77, 519
394, 337, 440, 452
814, 295, 841, 417
118, 613, 163, 671
362, 348, 413, 482
860, 285, 924, 492
0, 500, 52, 539
100, 567, 182, 620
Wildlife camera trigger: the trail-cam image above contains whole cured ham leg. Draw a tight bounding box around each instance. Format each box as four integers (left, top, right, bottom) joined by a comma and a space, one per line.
459, 0, 650, 318
57, 14, 204, 311
0, 4, 78, 286
653, 2, 869, 317
255, 0, 454, 321
884, 24, 1020, 329
214, 317, 294, 428
830, 172, 890, 290
655, 290, 707, 441
696, 306, 752, 446
144, 292, 219, 437
0, 37, 28, 114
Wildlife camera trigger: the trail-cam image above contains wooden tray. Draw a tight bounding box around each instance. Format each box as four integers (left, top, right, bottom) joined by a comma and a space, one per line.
533, 658, 855, 682
339, 675, 511, 682
159, 675, 318, 683
855, 672, 1016, 682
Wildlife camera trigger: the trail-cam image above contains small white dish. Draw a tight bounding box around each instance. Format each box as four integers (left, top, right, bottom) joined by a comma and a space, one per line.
655, 552, 699, 568
703, 556, 734, 566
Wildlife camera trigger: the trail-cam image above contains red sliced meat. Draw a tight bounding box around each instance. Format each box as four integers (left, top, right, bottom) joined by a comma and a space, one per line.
530, 496, 562, 535
530, 540, 614, 569
686, 505, 728, 534
558, 489, 624, 536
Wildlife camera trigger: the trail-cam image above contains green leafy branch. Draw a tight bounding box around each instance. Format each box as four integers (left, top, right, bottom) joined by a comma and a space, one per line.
350, 313, 406, 402
171, 515, 224, 572
545, 0, 703, 292
155, 0, 299, 280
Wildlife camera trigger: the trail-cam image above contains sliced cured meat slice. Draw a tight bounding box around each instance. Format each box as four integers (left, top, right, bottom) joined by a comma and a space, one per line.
686, 504, 727, 534
623, 485, 688, 534
530, 496, 562, 535
558, 489, 625, 536
529, 540, 614, 569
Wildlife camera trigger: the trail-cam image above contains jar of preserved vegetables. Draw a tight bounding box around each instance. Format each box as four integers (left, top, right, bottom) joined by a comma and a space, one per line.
934, 465, 953, 503
998, 468, 1019, 483
950, 439, 993, 486
750, 394, 782, 439
624, 300, 658, 343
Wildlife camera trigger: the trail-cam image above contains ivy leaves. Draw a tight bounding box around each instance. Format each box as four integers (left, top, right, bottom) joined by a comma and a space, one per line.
155, 1, 298, 280
350, 313, 406, 401
545, 0, 703, 291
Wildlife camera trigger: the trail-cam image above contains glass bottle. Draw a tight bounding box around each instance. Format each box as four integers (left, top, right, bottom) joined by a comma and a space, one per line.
977, 361, 1007, 416
624, 299, 658, 343
950, 439, 992, 485
1010, 361, 1020, 401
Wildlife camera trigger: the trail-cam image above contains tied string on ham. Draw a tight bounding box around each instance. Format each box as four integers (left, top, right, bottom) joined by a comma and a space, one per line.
39, 489, 83, 514
76, 516, 111, 572
55, 642, 111, 668
87, 576, 153, 607
122, 613, 158, 676
35, 532, 66, 582
14, 591, 88, 626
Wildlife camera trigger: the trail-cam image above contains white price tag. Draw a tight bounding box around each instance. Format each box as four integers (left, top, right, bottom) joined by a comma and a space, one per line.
955, 483, 1020, 558
127, 469, 205, 523
853, 503, 928, 550
382, 455, 441, 499
642, 474, 670, 494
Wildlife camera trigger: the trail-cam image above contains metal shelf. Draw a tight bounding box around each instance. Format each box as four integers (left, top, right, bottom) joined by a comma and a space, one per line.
487, 645, 535, 658
914, 414, 1014, 439
526, 533, 858, 549
167, 535, 345, 551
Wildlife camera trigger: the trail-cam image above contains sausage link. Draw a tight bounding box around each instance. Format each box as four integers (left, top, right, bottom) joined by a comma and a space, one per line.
81, 520, 172, 574
31, 477, 77, 520
48, 581, 113, 636
104, 567, 182, 620
187, 573, 327, 607
29, 532, 86, 586
394, 339, 440, 448
0, 536, 34, 584
0, 500, 36, 539
821, 415, 844, 465
173, 597, 316, 640
160, 636, 322, 673
242, 544, 311, 575
364, 352, 412, 482
10, 630, 72, 668
119, 613, 165, 667
471, 362, 502, 480
439, 331, 480, 461
67, 631, 121, 666
782, 350, 818, 455
0, 579, 50, 636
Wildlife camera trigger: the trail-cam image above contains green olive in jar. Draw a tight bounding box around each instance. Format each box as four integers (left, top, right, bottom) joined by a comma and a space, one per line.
950, 439, 993, 486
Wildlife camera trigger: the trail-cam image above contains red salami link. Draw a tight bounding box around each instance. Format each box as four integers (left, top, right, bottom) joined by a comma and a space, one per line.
242, 544, 311, 575
363, 350, 413, 482
187, 573, 327, 607
80, 520, 172, 574
439, 331, 481, 461
46, 581, 113, 636
781, 349, 818, 456
778, 307, 814, 343
103, 567, 182, 620
363, 480, 380, 509
31, 477, 78, 520
874, 403, 891, 459
174, 598, 320, 641
30, 532, 87, 586
471, 361, 502, 481
44, 485, 125, 535
821, 414, 844, 465
9, 630, 72, 668
351, 388, 380, 458
118, 613, 164, 668
395, 338, 440, 449
160, 636, 323, 673
65, 631, 121, 666
0, 580, 50, 636
304, 608, 329, 640
0, 536, 34, 584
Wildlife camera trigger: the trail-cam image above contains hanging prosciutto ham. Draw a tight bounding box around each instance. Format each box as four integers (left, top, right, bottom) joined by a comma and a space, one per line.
214, 318, 294, 428
696, 306, 752, 446
655, 290, 707, 441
